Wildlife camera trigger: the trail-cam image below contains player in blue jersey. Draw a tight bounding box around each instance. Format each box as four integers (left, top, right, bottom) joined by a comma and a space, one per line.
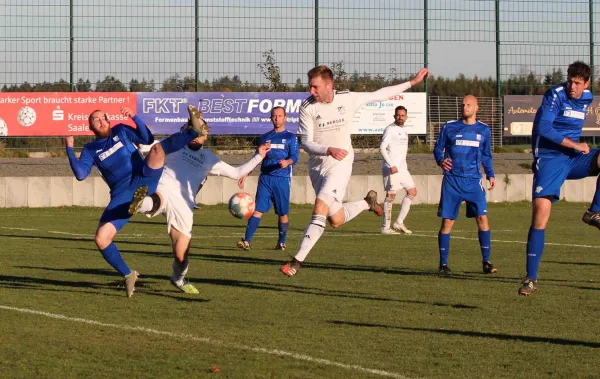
65, 105, 208, 297
433, 95, 497, 275
519, 61, 600, 296
237, 106, 299, 250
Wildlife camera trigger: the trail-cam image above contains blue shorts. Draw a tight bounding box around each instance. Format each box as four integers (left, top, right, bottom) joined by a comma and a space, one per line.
100, 163, 163, 231
255, 175, 291, 216
533, 149, 600, 202
438, 175, 487, 220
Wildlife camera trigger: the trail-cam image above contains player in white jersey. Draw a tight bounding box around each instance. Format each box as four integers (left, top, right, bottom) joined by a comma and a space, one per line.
280, 65, 429, 276
130, 114, 271, 293
380, 105, 417, 235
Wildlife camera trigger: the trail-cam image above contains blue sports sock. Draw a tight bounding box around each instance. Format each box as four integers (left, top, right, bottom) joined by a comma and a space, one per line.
478, 229, 491, 262
526, 227, 545, 281
278, 221, 289, 244
159, 129, 199, 155
100, 243, 131, 276
244, 216, 261, 243
438, 232, 450, 265
589, 175, 600, 212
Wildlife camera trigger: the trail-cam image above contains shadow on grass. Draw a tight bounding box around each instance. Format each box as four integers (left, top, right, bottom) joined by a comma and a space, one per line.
0, 233, 171, 248
327, 320, 600, 348
0, 272, 208, 303
545, 260, 600, 267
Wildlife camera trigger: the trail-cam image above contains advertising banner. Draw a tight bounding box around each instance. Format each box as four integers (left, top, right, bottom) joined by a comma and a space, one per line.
0, 91, 427, 136
0, 93, 137, 136
504, 95, 600, 136
136, 92, 427, 135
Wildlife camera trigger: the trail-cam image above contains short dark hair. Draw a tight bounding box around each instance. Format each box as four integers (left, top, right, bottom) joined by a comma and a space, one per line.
307, 65, 334, 82
271, 106, 286, 117
567, 61, 591, 82
395, 105, 407, 114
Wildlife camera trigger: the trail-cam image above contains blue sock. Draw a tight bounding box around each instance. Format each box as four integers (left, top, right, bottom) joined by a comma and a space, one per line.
438, 232, 450, 265
589, 175, 600, 212
478, 229, 491, 262
159, 129, 199, 155
278, 221, 289, 244
244, 216, 261, 243
526, 227, 545, 281
100, 243, 131, 276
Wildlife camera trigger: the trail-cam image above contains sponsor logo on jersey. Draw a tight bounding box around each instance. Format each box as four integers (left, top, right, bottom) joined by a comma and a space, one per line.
455, 140, 480, 147
98, 141, 124, 161
316, 114, 322, 119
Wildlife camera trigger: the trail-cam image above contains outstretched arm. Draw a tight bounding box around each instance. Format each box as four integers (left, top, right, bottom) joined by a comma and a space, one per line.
353, 68, 429, 107
120, 107, 154, 145
65, 136, 94, 181
211, 155, 264, 180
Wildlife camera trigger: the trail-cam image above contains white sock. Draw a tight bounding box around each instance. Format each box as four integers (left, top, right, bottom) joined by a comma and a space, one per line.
294, 215, 326, 262
172, 257, 189, 286
138, 196, 154, 213
396, 195, 414, 224
383, 197, 393, 229
342, 200, 369, 223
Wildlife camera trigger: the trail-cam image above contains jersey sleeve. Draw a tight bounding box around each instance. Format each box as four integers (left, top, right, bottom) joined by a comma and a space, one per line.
433, 123, 448, 164
209, 152, 263, 179
534, 89, 565, 145
118, 115, 154, 145
66, 145, 94, 181
299, 104, 328, 155
351, 81, 412, 110
481, 127, 494, 179
288, 134, 300, 164
379, 126, 394, 167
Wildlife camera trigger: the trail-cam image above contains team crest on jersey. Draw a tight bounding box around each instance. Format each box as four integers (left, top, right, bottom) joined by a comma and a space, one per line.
113, 136, 120, 142
337, 106, 346, 115
282, 139, 286, 143
476, 134, 482, 141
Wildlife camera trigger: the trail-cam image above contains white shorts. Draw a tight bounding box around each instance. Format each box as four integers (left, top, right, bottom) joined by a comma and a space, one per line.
382, 169, 415, 193
151, 185, 194, 238
309, 162, 352, 202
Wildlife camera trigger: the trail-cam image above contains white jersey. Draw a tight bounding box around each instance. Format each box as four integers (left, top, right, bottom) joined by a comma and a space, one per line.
158, 146, 263, 209
299, 82, 412, 172
380, 122, 410, 171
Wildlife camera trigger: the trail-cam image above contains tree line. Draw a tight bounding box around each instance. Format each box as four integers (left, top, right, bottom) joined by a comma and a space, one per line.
0, 50, 583, 97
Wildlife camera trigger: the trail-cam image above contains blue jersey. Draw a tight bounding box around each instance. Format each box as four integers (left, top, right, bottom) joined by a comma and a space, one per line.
532, 82, 593, 158
433, 120, 494, 179
66, 116, 154, 193
259, 129, 299, 177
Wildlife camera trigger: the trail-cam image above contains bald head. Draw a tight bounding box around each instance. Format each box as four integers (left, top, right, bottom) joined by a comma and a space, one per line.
461, 95, 479, 123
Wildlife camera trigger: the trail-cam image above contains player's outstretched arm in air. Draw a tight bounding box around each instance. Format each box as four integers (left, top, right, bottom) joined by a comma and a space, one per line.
354, 68, 429, 107
64, 136, 94, 181
212, 143, 271, 180
118, 107, 154, 145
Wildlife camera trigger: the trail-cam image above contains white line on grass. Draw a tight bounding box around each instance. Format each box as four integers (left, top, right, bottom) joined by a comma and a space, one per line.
0, 305, 412, 379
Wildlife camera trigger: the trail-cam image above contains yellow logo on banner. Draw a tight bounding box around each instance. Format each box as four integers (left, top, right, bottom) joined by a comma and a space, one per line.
510, 122, 533, 136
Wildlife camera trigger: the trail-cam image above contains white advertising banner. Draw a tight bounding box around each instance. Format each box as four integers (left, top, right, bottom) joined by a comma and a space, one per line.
351, 92, 427, 134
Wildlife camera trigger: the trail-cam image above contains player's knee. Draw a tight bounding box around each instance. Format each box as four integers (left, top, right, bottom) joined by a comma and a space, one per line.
94, 234, 112, 249
476, 216, 489, 229
150, 143, 164, 157
407, 188, 417, 198
329, 218, 343, 228
386, 192, 396, 200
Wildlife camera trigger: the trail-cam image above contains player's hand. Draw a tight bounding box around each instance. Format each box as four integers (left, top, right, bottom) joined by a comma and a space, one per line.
409, 68, 429, 86
488, 177, 496, 190
440, 158, 452, 171
279, 159, 292, 168
238, 175, 247, 189
64, 136, 74, 148
121, 107, 135, 118
327, 147, 348, 161
574, 142, 590, 154
257, 142, 271, 157
390, 166, 398, 174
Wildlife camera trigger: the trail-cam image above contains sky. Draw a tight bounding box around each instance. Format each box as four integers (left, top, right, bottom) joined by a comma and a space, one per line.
0, 0, 597, 89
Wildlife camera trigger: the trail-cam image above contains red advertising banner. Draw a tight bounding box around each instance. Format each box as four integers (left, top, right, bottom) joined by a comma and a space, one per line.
0, 93, 137, 136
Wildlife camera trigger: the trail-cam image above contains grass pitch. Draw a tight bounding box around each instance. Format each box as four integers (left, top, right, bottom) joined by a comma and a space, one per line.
1, 202, 599, 378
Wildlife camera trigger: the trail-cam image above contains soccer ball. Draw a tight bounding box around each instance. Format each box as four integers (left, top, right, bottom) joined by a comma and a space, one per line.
17, 106, 36, 127
0, 118, 7, 136
228, 192, 255, 219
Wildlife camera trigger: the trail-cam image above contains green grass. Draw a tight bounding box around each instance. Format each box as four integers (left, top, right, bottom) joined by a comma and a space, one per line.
1, 203, 600, 378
